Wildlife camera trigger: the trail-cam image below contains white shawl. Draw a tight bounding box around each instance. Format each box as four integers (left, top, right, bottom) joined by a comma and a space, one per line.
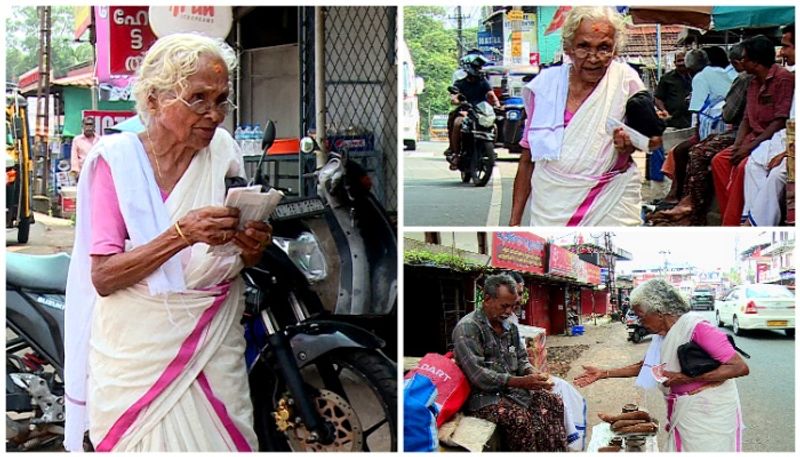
659, 313, 743, 451
63, 129, 245, 451
524, 60, 645, 226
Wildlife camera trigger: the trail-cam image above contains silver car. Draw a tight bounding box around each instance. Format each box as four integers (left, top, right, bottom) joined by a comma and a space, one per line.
714, 284, 795, 337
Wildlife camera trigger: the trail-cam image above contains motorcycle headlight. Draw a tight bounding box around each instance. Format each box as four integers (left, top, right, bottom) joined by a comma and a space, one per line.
273, 232, 328, 282
478, 113, 496, 128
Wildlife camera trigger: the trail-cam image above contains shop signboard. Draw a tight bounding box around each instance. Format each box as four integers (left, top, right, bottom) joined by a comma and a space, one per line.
148, 6, 234, 39
502, 12, 538, 66
548, 244, 576, 279
491, 232, 546, 275
586, 263, 602, 285
94, 6, 158, 82
82, 110, 137, 136
478, 29, 504, 63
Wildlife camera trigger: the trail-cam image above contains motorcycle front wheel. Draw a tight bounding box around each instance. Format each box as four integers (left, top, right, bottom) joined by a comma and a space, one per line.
472, 141, 495, 187
252, 349, 397, 452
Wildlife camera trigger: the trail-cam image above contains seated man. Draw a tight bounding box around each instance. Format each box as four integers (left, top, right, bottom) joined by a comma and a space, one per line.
453, 273, 567, 452
711, 34, 794, 225
742, 24, 795, 226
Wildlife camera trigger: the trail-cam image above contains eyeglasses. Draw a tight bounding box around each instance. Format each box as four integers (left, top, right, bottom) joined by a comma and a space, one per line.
572, 47, 614, 60
174, 94, 237, 116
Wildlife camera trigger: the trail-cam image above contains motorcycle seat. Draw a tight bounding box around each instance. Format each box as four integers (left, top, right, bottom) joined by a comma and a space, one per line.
6, 252, 71, 292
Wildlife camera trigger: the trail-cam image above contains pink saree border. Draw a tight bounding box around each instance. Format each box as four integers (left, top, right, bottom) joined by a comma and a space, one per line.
197, 372, 252, 451
95, 283, 231, 451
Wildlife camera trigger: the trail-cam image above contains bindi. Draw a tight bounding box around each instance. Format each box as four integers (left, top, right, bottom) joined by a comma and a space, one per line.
591, 23, 603, 33
212, 63, 223, 74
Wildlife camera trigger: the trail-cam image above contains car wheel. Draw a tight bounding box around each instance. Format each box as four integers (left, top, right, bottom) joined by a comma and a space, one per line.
785, 329, 795, 338
732, 316, 745, 336
715, 311, 724, 327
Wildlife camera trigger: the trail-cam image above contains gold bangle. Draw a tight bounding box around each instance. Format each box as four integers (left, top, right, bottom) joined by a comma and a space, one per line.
174, 221, 191, 246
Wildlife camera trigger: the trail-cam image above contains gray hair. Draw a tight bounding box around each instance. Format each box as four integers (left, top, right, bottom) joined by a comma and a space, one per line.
484, 273, 517, 299
728, 43, 745, 62
562, 6, 627, 55
685, 49, 709, 72
629, 279, 690, 316
132, 33, 238, 125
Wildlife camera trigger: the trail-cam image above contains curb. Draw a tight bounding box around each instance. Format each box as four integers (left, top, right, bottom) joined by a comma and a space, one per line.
33, 211, 74, 228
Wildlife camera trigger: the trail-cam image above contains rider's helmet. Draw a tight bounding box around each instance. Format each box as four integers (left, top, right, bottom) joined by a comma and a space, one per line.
460, 52, 489, 77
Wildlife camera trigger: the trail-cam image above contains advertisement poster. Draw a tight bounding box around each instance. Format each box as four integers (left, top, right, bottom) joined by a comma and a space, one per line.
491, 232, 547, 275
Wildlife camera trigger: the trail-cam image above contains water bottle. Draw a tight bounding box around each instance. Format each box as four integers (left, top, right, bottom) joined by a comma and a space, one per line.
234, 124, 244, 151
252, 123, 263, 155
242, 124, 254, 156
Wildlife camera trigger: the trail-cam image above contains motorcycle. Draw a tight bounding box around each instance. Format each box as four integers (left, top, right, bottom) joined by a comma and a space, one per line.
6, 126, 397, 452
624, 310, 649, 344
446, 86, 497, 187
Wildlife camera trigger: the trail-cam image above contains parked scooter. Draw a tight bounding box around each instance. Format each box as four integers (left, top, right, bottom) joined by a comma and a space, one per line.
624, 310, 649, 344
6, 126, 397, 452
446, 85, 497, 187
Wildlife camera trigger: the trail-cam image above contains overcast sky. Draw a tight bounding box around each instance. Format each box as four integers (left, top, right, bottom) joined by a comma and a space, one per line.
542, 229, 782, 274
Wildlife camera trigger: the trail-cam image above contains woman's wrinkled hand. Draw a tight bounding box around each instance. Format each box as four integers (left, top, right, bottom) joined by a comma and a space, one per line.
574, 365, 604, 388
662, 370, 692, 387
233, 220, 273, 261
613, 127, 636, 156
178, 206, 239, 246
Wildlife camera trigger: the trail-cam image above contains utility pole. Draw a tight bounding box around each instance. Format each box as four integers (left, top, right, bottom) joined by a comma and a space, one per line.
449, 7, 468, 60
659, 250, 672, 279
34, 6, 52, 204
603, 232, 617, 311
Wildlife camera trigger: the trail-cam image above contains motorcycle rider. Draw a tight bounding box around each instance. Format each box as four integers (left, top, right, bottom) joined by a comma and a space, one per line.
446, 52, 501, 170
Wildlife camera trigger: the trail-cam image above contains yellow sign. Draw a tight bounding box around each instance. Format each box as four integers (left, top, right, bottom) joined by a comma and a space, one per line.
507, 10, 524, 21
511, 31, 522, 58
74, 6, 91, 39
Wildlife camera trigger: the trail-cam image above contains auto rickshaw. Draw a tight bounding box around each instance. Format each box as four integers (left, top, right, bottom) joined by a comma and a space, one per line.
6, 89, 34, 243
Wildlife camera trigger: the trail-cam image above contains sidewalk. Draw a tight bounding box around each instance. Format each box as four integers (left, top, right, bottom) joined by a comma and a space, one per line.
548, 318, 668, 449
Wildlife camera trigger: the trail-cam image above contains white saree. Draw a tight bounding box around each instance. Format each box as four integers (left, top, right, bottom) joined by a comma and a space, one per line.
525, 61, 645, 226
658, 313, 743, 452
64, 130, 257, 451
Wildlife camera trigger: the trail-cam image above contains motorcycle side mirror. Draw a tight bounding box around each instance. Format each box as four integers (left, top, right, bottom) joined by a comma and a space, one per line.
300, 137, 316, 154
261, 120, 276, 153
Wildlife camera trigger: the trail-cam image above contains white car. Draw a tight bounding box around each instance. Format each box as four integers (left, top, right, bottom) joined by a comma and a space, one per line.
714, 284, 795, 337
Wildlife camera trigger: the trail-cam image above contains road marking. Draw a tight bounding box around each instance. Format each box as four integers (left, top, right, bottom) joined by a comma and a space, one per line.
487, 162, 502, 227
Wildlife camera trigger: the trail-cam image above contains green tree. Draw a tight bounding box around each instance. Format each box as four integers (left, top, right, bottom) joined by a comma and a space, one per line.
6, 6, 93, 83
403, 6, 462, 139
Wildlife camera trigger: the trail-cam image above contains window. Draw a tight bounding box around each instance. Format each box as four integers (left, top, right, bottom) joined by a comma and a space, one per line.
424, 232, 441, 245
477, 232, 488, 254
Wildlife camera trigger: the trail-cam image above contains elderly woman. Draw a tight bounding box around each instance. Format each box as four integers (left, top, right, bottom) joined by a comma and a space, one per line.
453, 274, 568, 451
63, 33, 270, 451
574, 279, 749, 451
510, 6, 661, 226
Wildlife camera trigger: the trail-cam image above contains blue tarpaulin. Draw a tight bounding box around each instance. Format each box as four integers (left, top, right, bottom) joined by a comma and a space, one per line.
711, 6, 795, 31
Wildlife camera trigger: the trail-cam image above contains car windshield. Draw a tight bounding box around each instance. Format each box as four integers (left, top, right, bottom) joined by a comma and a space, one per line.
745, 285, 794, 299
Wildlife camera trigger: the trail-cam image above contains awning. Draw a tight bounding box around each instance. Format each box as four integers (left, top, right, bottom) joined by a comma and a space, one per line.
711, 6, 795, 31
629, 6, 712, 29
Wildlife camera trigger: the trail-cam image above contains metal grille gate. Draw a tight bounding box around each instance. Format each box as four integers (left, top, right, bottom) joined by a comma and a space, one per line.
300, 7, 398, 213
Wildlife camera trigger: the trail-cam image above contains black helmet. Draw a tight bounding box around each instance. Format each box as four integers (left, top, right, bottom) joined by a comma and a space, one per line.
460, 53, 489, 76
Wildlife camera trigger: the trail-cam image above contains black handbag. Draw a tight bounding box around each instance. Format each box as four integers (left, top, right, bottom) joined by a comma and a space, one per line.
677, 334, 751, 377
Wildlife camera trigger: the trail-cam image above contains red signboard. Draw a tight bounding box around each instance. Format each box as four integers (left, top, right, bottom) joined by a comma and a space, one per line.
491, 232, 546, 275
108, 7, 158, 76
82, 110, 137, 136
529, 52, 541, 67
549, 245, 576, 278
585, 263, 602, 285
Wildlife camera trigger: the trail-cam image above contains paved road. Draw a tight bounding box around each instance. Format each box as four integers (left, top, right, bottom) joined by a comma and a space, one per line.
6, 212, 74, 255
403, 141, 527, 226
698, 310, 796, 452
404, 141, 665, 227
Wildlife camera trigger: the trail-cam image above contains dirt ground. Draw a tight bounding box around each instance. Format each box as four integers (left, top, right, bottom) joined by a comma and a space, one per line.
547, 318, 668, 449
